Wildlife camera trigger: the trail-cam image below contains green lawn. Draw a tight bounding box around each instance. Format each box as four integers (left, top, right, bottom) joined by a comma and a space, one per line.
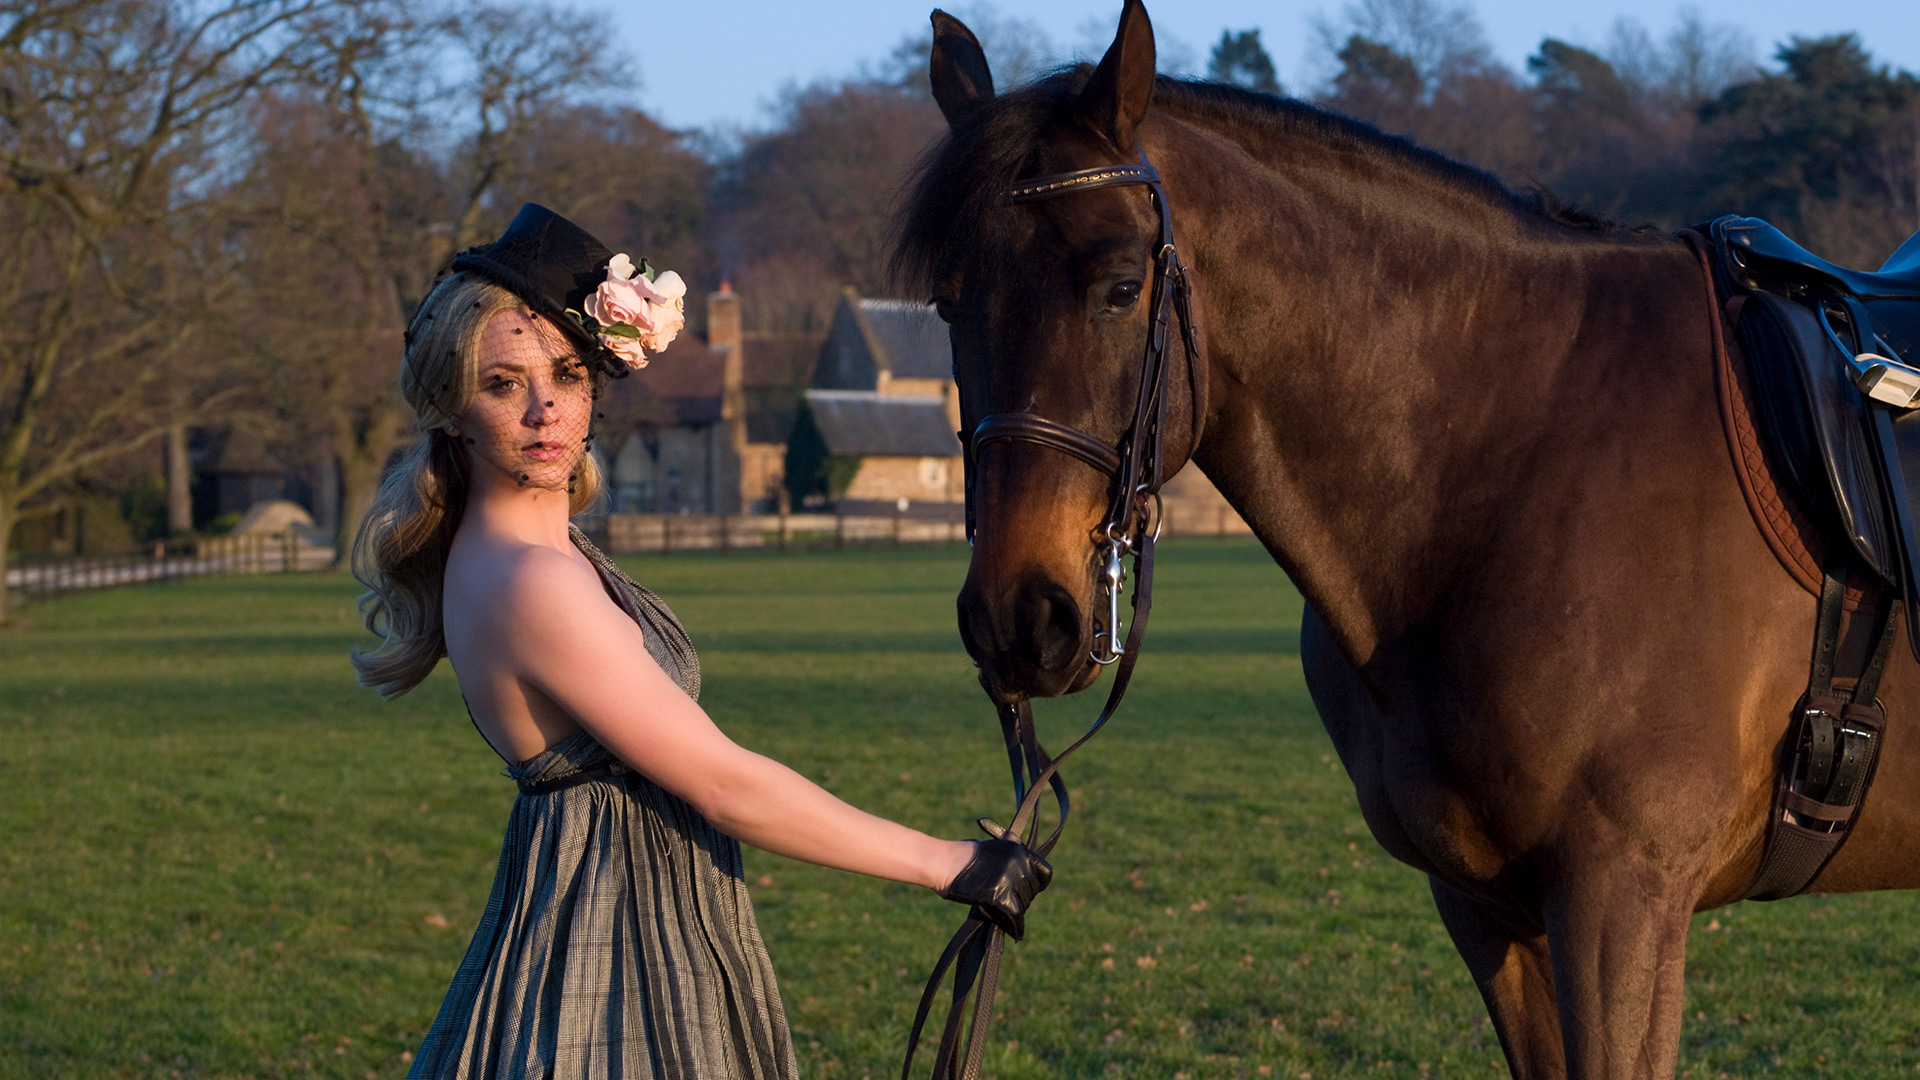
3, 541, 1919, 1079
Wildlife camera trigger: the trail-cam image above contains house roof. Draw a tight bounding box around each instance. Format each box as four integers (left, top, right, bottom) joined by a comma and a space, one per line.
805, 390, 960, 457
629, 338, 725, 400
857, 299, 949, 380
744, 388, 804, 445
812, 293, 952, 392
593, 326, 827, 438
743, 330, 823, 390
597, 337, 726, 428
593, 372, 673, 432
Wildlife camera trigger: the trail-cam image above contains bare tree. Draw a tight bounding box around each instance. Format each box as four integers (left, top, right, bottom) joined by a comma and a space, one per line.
0, 0, 355, 622
877, 3, 1061, 93
228, 90, 413, 557
1316, 31, 1538, 183
492, 103, 714, 302
714, 81, 943, 331
1311, 0, 1498, 96
436, 4, 620, 255
1605, 9, 1758, 119
230, 0, 623, 557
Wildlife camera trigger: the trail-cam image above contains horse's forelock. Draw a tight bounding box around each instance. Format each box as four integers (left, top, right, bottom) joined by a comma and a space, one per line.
891, 67, 1094, 295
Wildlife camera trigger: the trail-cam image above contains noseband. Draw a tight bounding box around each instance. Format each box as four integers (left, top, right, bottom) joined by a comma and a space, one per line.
905, 152, 1201, 1080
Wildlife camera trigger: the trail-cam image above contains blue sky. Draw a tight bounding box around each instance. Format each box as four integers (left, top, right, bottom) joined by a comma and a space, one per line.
572, 0, 1920, 133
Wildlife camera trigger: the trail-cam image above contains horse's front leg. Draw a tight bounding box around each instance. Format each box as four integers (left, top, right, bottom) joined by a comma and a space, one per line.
1430, 878, 1566, 1080
1541, 856, 1697, 1080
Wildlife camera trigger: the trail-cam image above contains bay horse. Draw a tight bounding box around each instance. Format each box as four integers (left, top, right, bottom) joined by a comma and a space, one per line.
897, 3, 1920, 1078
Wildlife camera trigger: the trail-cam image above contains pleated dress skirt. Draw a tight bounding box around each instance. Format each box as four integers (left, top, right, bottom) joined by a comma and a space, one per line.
407, 531, 799, 1079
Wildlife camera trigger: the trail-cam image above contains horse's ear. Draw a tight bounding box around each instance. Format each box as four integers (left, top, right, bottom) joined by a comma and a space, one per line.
930, 10, 994, 126
1080, 0, 1156, 150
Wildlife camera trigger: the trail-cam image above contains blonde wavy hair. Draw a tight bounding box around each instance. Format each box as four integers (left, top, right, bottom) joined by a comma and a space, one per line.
351, 271, 604, 698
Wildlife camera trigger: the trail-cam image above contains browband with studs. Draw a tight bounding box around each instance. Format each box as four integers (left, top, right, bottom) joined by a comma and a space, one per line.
1007, 163, 1160, 203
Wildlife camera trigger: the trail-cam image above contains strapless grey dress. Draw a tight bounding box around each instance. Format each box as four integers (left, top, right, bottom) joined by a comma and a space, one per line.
408, 529, 798, 1079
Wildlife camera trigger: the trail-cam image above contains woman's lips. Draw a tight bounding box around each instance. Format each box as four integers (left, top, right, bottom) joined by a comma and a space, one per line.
522, 441, 567, 462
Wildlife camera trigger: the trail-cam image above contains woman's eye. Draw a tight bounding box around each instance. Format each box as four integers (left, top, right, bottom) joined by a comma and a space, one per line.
1105, 281, 1143, 309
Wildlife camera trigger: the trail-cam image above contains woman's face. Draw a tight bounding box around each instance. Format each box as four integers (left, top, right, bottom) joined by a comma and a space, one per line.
458, 307, 594, 492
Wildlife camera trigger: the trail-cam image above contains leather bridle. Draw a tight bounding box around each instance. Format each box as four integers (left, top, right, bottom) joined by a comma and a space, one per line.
964, 154, 1200, 662
903, 151, 1201, 1080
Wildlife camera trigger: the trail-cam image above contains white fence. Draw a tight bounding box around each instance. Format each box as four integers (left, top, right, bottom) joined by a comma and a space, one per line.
5, 532, 336, 602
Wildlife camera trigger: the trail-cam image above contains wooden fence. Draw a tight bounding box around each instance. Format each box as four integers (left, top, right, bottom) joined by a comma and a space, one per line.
595, 501, 1250, 555
599, 511, 965, 554
5, 503, 1252, 601
4, 532, 335, 603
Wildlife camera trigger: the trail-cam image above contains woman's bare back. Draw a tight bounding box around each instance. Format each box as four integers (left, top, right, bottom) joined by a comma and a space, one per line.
441, 521, 608, 764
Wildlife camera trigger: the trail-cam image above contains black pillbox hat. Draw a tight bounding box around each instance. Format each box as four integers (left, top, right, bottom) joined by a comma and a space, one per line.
448, 203, 626, 376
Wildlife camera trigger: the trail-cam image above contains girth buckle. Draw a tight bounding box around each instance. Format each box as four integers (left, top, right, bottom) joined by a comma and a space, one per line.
1783, 696, 1883, 833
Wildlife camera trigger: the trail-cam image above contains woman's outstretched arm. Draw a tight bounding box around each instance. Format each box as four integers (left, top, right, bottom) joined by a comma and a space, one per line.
495, 548, 976, 891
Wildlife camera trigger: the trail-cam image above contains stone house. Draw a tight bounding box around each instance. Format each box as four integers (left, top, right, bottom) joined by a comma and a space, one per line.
792, 391, 962, 507
786, 290, 965, 511
593, 285, 822, 515
814, 287, 958, 411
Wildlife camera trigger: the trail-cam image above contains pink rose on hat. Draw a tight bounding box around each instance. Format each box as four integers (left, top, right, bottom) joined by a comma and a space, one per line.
582, 254, 687, 369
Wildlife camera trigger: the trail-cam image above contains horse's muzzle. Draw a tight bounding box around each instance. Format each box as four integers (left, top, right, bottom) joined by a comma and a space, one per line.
957, 571, 1102, 700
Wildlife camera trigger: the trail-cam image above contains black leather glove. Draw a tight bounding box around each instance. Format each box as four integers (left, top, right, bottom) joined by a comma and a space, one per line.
938, 837, 1053, 940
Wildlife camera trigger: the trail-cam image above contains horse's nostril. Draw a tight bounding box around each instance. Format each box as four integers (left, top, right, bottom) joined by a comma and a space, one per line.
956, 596, 988, 665
1020, 581, 1085, 673
958, 573, 1088, 695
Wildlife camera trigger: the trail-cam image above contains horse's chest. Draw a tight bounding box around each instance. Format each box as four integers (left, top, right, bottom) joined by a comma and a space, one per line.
1299, 607, 1545, 886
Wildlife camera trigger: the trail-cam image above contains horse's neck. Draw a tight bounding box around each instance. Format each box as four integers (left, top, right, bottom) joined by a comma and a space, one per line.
1163, 116, 1709, 667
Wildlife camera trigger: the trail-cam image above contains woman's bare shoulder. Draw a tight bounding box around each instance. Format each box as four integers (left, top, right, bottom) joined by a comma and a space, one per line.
445, 535, 614, 641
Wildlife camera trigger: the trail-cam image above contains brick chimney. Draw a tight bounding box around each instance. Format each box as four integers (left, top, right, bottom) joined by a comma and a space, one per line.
711, 283, 743, 422
709, 280, 741, 353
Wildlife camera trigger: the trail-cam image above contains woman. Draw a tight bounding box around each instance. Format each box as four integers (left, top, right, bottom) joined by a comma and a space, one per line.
352, 205, 1048, 1078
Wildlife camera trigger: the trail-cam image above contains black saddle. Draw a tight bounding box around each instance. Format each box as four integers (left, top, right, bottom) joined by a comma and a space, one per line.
1721, 218, 1920, 300
1703, 216, 1920, 657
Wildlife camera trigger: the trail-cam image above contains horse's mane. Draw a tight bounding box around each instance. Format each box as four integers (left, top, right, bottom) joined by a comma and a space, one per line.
893, 69, 1617, 294
1150, 78, 1617, 231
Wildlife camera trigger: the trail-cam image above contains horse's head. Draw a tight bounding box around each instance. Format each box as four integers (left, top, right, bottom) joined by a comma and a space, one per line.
899, 1, 1206, 701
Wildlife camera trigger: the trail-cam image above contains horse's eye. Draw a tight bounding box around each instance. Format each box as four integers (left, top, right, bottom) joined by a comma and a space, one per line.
934, 298, 958, 323
1106, 281, 1143, 309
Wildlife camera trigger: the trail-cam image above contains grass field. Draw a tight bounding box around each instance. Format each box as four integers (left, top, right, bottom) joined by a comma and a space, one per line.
4, 540, 1920, 1079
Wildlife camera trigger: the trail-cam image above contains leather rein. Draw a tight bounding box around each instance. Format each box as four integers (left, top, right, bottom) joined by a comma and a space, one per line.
902, 153, 1200, 1080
